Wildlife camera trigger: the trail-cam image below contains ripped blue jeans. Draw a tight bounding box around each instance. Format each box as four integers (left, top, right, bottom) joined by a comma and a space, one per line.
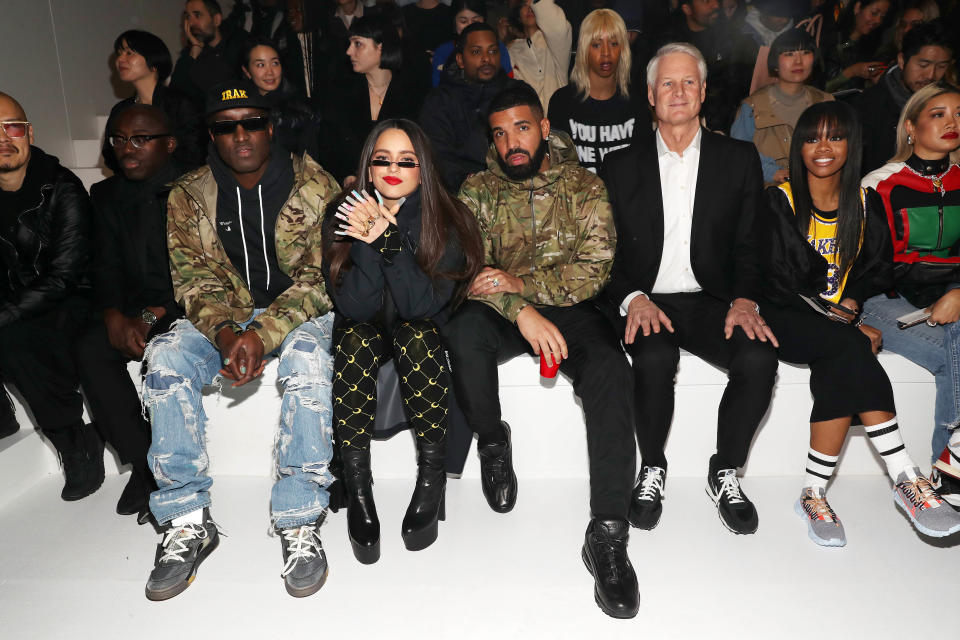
143, 312, 335, 529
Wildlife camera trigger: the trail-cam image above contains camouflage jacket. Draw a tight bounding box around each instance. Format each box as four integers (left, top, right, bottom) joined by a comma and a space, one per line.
457, 130, 616, 321
166, 152, 339, 354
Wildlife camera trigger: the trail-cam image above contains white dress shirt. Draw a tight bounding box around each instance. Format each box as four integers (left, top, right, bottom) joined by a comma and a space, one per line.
620, 128, 703, 315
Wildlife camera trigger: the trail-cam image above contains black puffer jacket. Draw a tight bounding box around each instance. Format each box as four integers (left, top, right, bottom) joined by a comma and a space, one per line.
418, 71, 527, 192
0, 147, 91, 329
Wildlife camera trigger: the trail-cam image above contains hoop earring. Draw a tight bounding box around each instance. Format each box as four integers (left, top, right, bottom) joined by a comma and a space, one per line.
907, 134, 914, 145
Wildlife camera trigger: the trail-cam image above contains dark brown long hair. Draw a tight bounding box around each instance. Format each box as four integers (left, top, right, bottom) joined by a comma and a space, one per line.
324, 118, 483, 297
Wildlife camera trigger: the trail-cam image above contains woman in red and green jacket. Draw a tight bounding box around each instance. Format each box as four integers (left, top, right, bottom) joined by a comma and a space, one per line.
861, 82, 960, 504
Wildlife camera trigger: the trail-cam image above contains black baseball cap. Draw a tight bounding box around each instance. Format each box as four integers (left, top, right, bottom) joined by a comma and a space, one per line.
205, 80, 270, 117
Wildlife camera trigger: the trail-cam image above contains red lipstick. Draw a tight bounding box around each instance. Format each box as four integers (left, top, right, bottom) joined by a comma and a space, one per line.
942, 132, 959, 140
383, 176, 402, 185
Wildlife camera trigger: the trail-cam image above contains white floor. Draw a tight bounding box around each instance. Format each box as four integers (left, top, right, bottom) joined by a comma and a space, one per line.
1, 473, 956, 639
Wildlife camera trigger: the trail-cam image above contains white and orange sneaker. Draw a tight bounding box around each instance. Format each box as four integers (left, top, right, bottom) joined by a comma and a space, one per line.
893, 468, 960, 537
795, 487, 846, 547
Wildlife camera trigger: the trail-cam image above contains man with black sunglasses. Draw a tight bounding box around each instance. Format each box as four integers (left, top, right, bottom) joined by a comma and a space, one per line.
141, 80, 341, 601
74, 104, 186, 524
0, 91, 103, 501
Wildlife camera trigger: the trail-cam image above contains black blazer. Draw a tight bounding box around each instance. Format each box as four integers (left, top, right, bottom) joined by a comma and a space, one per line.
600, 129, 765, 311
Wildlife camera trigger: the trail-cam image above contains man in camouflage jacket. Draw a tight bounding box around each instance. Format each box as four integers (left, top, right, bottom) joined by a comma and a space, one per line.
443, 84, 639, 619
141, 81, 338, 602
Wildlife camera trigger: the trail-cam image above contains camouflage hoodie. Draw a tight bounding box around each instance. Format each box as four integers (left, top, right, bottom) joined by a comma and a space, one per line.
166, 152, 339, 354
457, 130, 616, 321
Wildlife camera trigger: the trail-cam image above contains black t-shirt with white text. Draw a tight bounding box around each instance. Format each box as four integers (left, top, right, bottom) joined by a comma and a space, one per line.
547, 84, 652, 173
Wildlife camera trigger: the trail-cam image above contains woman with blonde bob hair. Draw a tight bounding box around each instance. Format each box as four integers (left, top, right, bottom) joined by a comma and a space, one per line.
547, 8, 651, 173
861, 82, 960, 506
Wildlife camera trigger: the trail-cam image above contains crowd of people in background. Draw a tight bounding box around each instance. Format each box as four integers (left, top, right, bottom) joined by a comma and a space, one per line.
2, 0, 960, 618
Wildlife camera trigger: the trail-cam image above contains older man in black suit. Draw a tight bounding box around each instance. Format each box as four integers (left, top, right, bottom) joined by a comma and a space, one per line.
601, 42, 778, 536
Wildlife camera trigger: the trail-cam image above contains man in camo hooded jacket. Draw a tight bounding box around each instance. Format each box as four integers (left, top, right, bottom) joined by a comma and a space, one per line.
444, 83, 640, 619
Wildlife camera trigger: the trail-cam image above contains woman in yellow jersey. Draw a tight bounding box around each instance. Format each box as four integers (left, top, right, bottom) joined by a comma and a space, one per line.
761, 101, 960, 546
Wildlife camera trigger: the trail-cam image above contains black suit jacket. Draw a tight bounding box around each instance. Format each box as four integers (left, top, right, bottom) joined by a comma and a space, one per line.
600, 129, 765, 311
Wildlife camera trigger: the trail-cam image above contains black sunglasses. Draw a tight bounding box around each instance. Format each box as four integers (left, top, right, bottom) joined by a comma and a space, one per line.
369, 159, 420, 169
209, 116, 270, 136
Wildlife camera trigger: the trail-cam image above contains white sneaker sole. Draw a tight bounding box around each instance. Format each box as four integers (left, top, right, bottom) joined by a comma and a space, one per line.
793, 499, 845, 547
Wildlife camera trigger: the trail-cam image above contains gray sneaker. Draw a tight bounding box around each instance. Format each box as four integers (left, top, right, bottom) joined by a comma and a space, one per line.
279, 515, 328, 598
145, 508, 220, 601
795, 487, 846, 547
893, 468, 960, 537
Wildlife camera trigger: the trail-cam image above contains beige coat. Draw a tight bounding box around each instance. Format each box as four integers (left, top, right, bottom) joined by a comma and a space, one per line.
507, 0, 572, 110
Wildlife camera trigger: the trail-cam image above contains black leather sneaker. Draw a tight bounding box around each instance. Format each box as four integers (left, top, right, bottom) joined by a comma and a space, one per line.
706, 468, 758, 534
581, 518, 639, 619
628, 466, 665, 530
477, 422, 517, 513
145, 508, 220, 601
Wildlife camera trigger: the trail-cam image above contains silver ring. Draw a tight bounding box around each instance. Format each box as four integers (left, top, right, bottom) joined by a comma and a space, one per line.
927, 319, 938, 327
492, 278, 500, 287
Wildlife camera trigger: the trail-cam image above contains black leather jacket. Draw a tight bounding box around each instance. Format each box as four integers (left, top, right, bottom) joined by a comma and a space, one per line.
0, 147, 91, 329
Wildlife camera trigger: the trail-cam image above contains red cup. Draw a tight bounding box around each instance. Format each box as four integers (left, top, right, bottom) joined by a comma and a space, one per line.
539, 351, 560, 378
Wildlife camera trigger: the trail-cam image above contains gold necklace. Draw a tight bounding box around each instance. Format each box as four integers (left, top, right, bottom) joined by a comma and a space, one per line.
369, 82, 388, 106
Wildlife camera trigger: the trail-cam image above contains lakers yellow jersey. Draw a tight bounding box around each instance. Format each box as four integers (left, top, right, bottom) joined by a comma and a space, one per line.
777, 183, 864, 304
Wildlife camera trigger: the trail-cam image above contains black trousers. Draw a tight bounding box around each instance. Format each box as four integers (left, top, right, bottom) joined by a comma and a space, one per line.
763, 305, 895, 421
443, 300, 636, 519
625, 292, 778, 471
74, 318, 152, 472
0, 309, 84, 432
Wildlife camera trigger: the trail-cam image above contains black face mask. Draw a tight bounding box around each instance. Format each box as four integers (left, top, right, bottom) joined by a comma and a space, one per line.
496, 137, 548, 180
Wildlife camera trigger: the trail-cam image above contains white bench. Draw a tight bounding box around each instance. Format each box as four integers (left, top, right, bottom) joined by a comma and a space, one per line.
0, 352, 936, 508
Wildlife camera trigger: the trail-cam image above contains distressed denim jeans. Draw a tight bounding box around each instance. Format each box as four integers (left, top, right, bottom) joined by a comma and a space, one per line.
143, 312, 335, 529
862, 294, 960, 458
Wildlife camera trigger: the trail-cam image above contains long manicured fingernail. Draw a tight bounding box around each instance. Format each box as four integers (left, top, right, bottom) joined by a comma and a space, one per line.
223, 358, 231, 365
360, 188, 373, 201
240, 366, 247, 374
351, 189, 363, 201
334, 230, 348, 235
334, 212, 349, 221
374, 189, 384, 204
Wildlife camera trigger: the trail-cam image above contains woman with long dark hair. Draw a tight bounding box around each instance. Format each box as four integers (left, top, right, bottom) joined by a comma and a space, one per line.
103, 30, 203, 170
240, 36, 322, 162
861, 83, 960, 505
761, 101, 960, 546
823, 0, 893, 92
322, 119, 483, 562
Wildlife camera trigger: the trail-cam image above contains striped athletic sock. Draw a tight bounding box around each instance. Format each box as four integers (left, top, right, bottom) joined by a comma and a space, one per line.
805, 449, 839, 490
864, 417, 915, 481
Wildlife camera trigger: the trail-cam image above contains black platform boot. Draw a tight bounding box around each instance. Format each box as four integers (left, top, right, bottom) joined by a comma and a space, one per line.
0, 385, 19, 439
401, 439, 446, 551
43, 422, 105, 501
342, 448, 380, 564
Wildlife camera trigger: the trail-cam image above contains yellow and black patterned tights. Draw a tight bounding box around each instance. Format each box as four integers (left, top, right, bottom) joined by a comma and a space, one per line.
333, 319, 450, 450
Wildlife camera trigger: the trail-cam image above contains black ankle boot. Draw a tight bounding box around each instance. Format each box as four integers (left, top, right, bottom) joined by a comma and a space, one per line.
477, 422, 517, 513
117, 465, 156, 516
0, 386, 20, 439
44, 423, 105, 501
401, 439, 446, 551
342, 448, 380, 564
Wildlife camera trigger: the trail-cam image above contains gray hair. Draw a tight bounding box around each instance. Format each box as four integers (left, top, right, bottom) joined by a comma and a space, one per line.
646, 42, 708, 88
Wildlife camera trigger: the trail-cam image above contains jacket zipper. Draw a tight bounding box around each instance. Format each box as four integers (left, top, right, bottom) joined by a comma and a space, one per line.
529, 188, 536, 274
